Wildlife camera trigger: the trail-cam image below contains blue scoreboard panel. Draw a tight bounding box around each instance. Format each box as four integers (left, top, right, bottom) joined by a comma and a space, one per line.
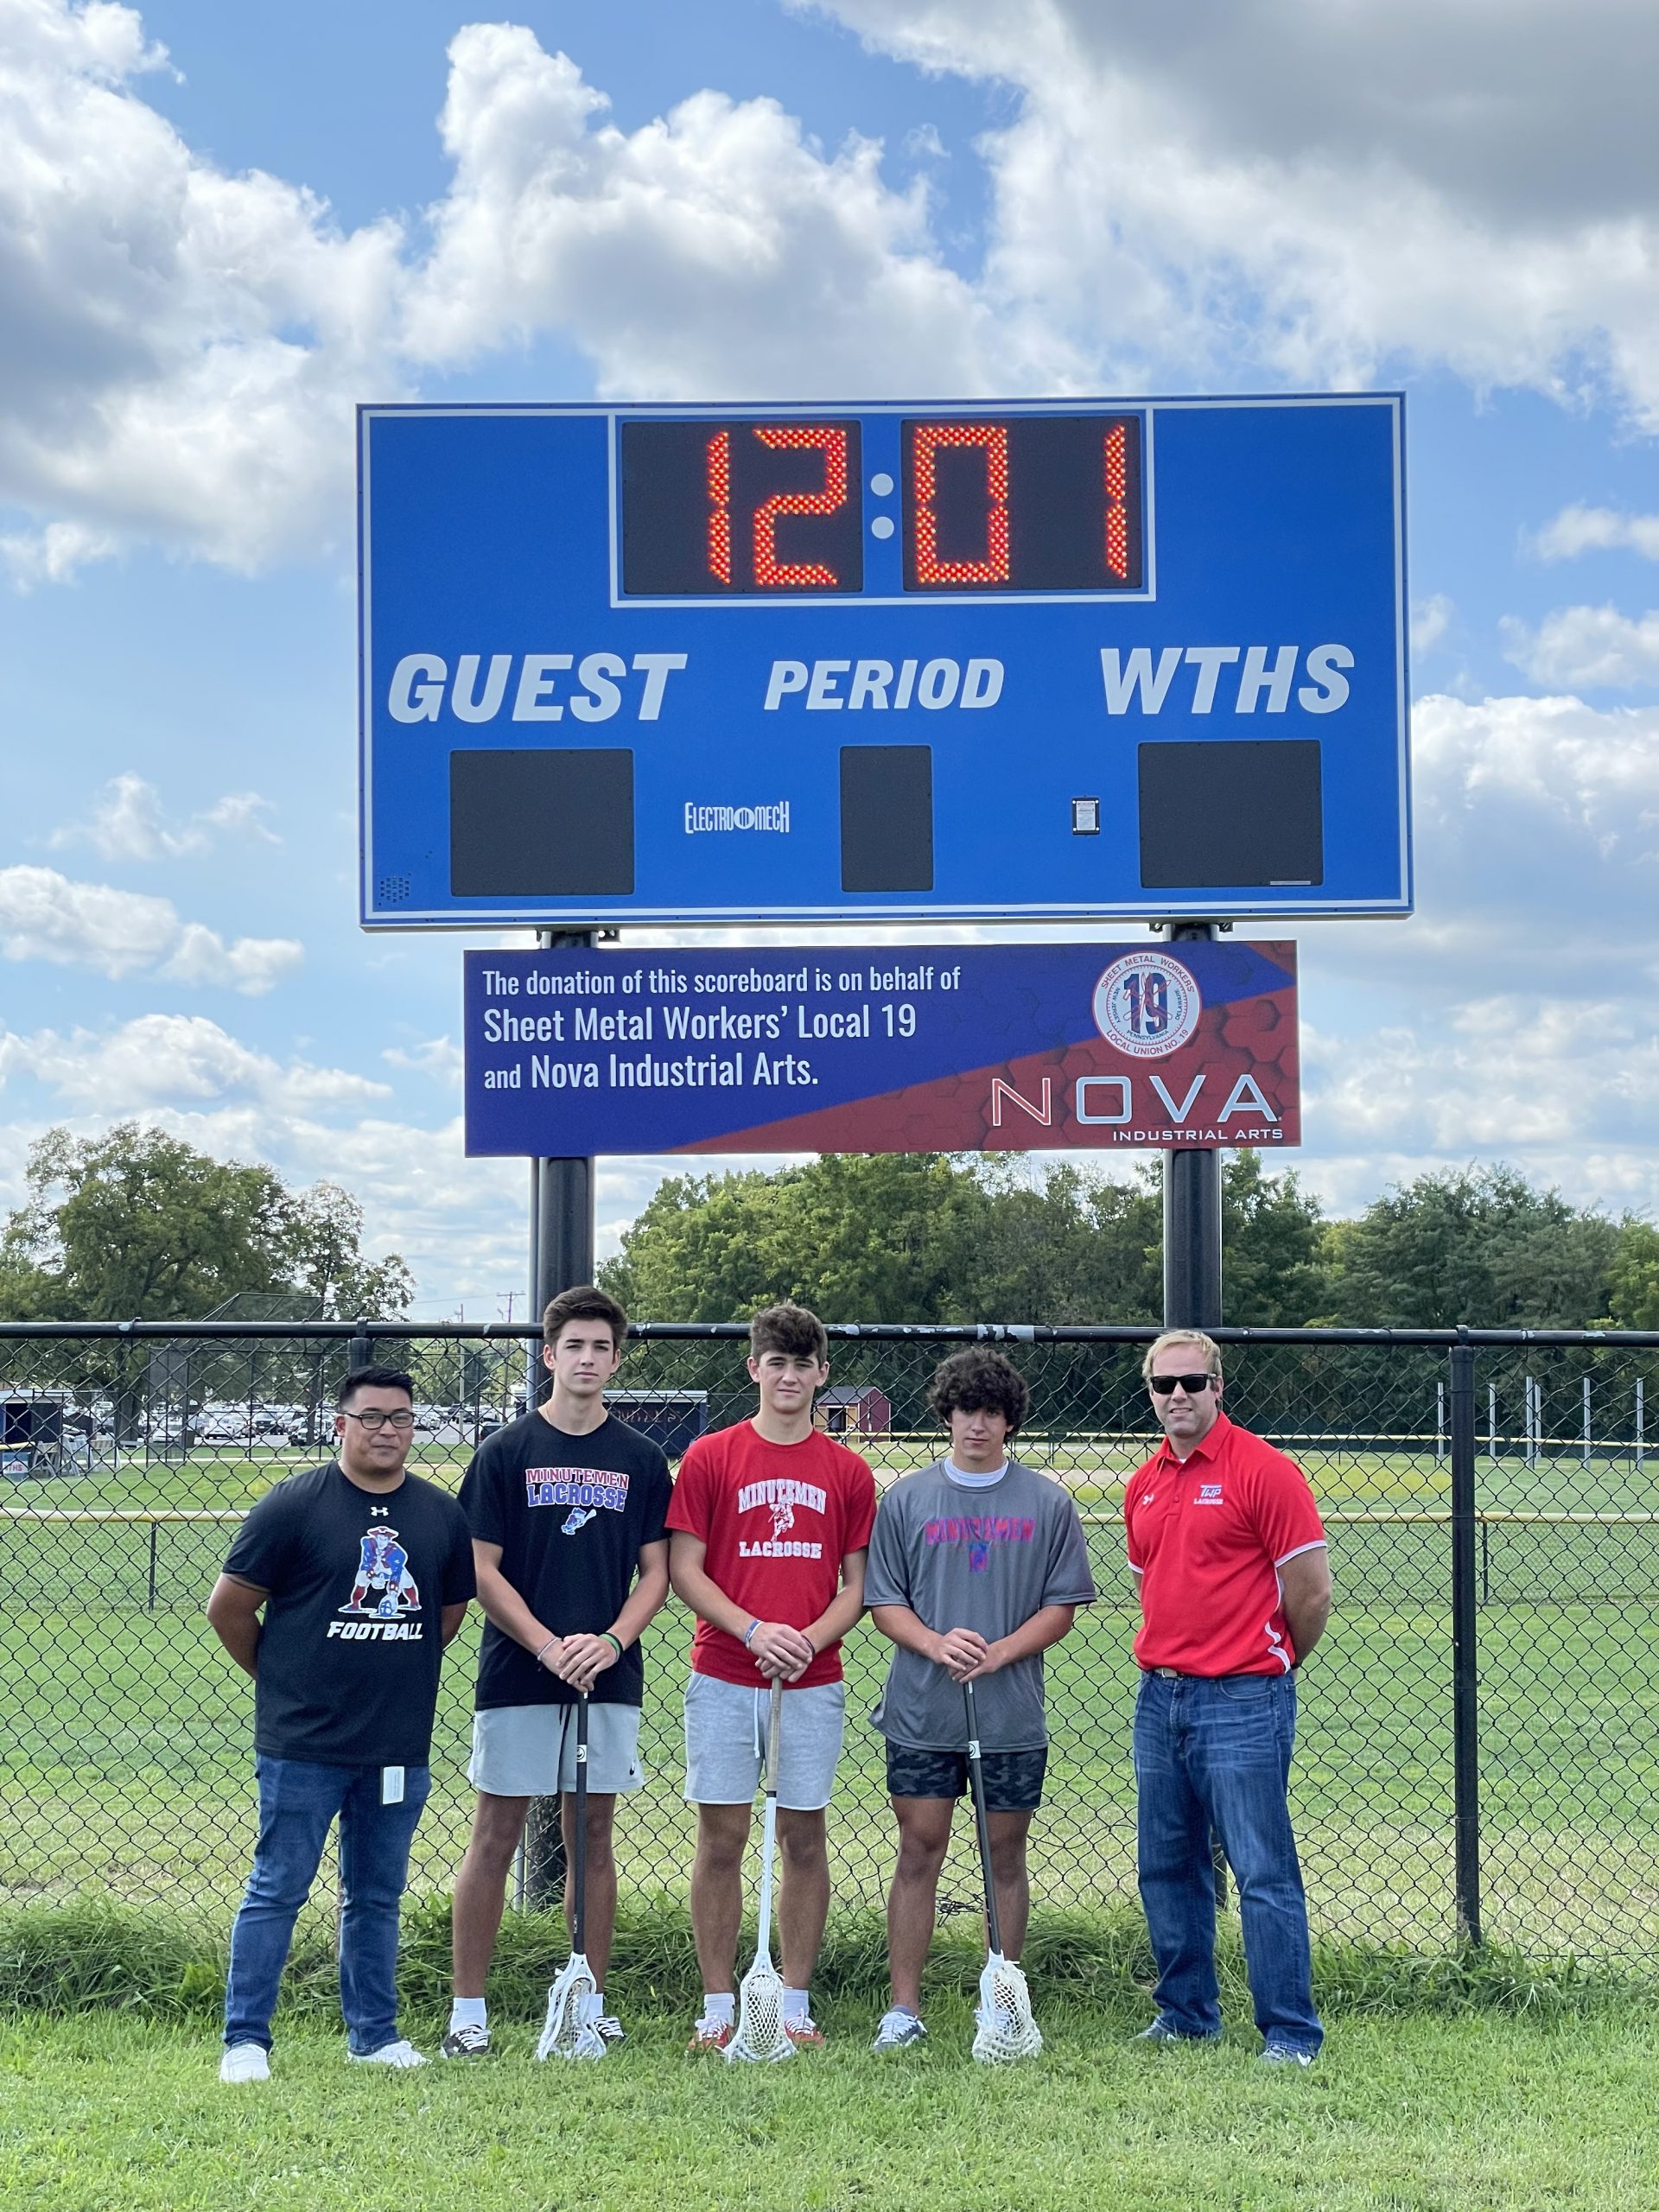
358, 396, 1408, 926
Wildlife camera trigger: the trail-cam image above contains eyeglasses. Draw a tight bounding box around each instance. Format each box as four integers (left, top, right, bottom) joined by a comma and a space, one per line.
340, 1408, 416, 1431
1147, 1373, 1217, 1396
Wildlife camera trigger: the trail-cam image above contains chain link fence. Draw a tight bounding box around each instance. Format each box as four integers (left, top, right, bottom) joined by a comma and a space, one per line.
3, 1319, 1659, 1961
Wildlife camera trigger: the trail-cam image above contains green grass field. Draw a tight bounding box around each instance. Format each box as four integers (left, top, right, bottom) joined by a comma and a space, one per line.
5, 1436, 1659, 1961
6, 2005, 1659, 2212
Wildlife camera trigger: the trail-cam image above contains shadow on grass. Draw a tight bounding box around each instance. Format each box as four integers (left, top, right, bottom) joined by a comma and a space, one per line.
1, 1892, 1647, 2028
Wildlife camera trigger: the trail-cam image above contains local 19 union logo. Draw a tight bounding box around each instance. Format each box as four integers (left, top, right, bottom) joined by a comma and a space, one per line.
1093, 953, 1201, 1058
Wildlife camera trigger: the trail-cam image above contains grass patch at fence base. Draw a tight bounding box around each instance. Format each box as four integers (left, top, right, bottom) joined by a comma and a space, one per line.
3, 1892, 1654, 2031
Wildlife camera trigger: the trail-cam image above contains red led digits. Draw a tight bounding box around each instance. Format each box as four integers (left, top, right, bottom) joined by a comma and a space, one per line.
753, 426, 849, 587
1103, 421, 1128, 582
706, 429, 732, 586
911, 422, 1010, 586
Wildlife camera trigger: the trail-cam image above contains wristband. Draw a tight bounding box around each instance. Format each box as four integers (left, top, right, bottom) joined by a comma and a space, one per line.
742, 1618, 761, 1648
535, 1637, 558, 1668
601, 1631, 624, 1658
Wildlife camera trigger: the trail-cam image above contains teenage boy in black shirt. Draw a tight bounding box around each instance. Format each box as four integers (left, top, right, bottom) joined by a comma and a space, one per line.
446, 1286, 672, 2056
207, 1366, 475, 2083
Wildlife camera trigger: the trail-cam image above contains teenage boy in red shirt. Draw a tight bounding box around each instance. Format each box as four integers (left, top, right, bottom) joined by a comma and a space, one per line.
667, 1302, 876, 2052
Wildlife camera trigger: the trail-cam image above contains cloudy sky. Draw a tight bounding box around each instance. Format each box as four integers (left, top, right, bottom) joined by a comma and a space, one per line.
3, 0, 1658, 1315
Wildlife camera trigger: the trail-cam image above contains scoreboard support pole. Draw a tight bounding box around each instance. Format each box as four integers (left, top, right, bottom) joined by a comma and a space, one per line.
1160, 919, 1228, 1914
1161, 920, 1224, 1332
521, 925, 598, 1910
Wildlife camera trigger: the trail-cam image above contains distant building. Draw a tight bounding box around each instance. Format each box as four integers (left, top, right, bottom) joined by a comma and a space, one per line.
817, 1384, 890, 1437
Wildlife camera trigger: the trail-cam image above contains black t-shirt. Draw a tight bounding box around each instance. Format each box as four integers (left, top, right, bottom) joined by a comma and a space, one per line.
459, 1408, 672, 1711
223, 1463, 475, 1766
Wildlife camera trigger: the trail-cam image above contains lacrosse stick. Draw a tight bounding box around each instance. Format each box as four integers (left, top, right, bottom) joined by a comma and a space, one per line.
535, 1690, 605, 2061
726, 1678, 794, 2064
963, 1678, 1042, 2064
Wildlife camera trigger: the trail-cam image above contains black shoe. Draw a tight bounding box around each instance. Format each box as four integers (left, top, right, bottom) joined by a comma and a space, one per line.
440, 2022, 491, 2058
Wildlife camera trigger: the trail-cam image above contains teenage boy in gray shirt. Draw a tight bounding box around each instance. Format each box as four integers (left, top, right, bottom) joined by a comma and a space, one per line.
864, 1349, 1096, 2050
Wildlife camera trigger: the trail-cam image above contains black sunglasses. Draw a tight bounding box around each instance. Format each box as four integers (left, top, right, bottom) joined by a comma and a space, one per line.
1147, 1372, 1217, 1395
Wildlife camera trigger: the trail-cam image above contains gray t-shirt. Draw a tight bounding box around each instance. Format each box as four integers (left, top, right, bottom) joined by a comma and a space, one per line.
865, 1457, 1097, 1752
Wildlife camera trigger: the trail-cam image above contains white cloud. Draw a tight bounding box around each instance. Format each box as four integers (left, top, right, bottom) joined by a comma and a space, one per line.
10, 3, 1659, 578
404, 24, 984, 398
49, 772, 280, 861
1500, 605, 1659, 688
382, 1035, 464, 1086
0, 518, 117, 586
0, 0, 407, 572
1410, 594, 1454, 657
808, 0, 1659, 420
1532, 505, 1659, 563
0, 1012, 389, 1113
0, 863, 302, 990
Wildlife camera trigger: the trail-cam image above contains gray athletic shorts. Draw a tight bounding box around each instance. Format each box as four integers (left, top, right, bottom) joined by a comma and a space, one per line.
683, 1674, 847, 1812
468, 1702, 644, 1796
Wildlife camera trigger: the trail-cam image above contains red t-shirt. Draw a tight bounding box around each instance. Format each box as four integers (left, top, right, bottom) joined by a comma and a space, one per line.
1124, 1413, 1326, 1676
665, 1421, 878, 1688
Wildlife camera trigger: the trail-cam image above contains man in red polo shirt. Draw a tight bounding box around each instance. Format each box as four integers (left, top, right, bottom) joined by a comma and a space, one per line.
1126, 1329, 1331, 2065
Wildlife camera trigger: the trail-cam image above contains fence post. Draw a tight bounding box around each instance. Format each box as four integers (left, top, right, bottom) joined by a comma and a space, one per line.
147, 1520, 158, 1612
1487, 1382, 1497, 1466
349, 1323, 374, 1373
1583, 1376, 1592, 1467
1638, 1379, 1645, 1473
1449, 1341, 1482, 1945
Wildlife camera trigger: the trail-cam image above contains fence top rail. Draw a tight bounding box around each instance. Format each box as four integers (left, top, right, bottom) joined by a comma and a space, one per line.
6, 1319, 1659, 1349
12, 1504, 1659, 1530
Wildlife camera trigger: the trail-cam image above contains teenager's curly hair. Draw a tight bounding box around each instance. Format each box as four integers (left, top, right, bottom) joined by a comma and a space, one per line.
925, 1348, 1030, 1437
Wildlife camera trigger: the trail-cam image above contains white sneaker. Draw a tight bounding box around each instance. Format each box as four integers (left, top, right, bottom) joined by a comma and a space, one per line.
348, 2038, 428, 2069
219, 2043, 270, 2083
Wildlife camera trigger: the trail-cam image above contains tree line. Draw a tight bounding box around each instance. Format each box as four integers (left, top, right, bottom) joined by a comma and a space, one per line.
0, 1125, 412, 1324
600, 1152, 1659, 1331
3, 1124, 1657, 1332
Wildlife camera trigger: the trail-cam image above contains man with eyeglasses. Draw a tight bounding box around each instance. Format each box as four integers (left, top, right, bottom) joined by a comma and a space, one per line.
207, 1365, 475, 2082
1126, 1330, 1331, 2067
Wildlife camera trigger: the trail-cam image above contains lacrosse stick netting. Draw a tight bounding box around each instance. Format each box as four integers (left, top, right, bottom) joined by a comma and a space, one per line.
536, 1690, 606, 2061
728, 1679, 794, 2064
963, 1679, 1042, 2065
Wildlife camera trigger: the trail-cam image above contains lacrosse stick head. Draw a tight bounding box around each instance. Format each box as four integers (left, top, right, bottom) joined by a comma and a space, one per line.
725, 1957, 794, 2064
971, 1952, 1043, 2065
534, 1955, 602, 2062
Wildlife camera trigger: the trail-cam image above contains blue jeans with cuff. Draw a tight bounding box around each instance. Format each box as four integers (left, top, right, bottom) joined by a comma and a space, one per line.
1133, 1670, 1322, 2056
223, 1755, 430, 2054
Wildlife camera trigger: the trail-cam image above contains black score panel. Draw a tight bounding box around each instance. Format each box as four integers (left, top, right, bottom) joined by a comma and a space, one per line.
1137, 741, 1323, 890
840, 747, 934, 893
450, 750, 635, 896
901, 414, 1145, 593
621, 418, 864, 595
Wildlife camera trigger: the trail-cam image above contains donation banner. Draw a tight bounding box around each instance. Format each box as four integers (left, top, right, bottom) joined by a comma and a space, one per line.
463, 942, 1298, 1156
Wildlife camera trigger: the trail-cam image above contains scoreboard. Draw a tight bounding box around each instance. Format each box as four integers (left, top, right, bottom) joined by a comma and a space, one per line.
358, 395, 1408, 927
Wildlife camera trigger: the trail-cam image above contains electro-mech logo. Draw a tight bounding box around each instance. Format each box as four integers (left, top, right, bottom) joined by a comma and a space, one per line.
683, 801, 791, 835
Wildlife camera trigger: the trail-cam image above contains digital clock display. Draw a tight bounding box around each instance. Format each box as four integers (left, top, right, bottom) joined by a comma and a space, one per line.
901, 415, 1143, 593
618, 410, 1144, 599
620, 417, 865, 596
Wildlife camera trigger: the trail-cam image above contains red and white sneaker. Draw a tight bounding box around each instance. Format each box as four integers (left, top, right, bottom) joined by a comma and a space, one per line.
785, 2018, 824, 2049
688, 2018, 734, 2054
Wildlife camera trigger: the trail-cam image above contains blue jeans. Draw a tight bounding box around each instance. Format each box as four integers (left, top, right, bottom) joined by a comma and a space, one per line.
223, 1756, 431, 2053
1133, 1672, 1322, 2055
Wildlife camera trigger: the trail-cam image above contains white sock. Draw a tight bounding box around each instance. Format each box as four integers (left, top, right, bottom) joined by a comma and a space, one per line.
782, 1986, 810, 2026
700, 1992, 735, 2027
448, 1997, 486, 2032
